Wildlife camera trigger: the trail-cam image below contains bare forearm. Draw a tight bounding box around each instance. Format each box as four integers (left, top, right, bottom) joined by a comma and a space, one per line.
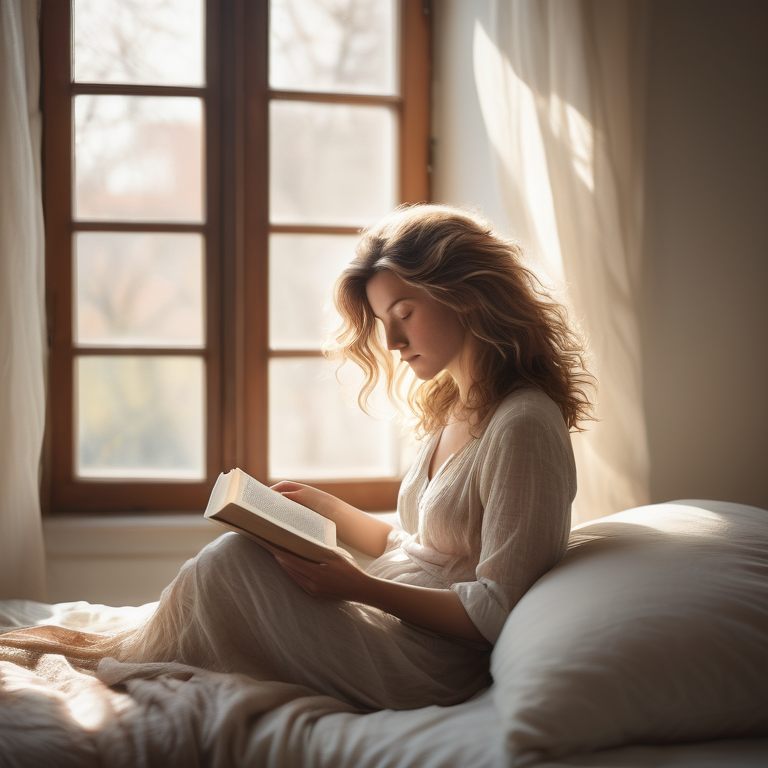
272, 482, 393, 558
361, 577, 490, 646
328, 501, 393, 558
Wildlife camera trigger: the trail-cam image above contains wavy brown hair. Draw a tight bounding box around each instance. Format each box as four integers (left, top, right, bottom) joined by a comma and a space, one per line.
328, 204, 595, 436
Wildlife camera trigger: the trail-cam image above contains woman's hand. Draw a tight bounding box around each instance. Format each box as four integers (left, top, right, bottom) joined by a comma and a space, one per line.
257, 538, 372, 602
270, 480, 394, 558
270, 481, 338, 519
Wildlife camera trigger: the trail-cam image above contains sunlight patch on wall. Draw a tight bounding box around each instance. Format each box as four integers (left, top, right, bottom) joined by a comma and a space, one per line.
472, 20, 565, 288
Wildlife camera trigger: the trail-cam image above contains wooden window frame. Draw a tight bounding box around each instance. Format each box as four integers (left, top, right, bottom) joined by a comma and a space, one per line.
41, 0, 431, 514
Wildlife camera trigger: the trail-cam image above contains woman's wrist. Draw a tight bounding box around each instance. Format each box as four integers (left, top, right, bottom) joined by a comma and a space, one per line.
348, 570, 382, 604
361, 575, 413, 613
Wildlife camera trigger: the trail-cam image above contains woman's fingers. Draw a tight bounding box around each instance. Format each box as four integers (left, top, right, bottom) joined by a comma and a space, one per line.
257, 538, 325, 570
248, 534, 291, 558
269, 482, 336, 519
266, 542, 367, 601
278, 489, 305, 502
272, 552, 336, 597
270, 480, 306, 493
274, 550, 325, 574
270, 481, 323, 512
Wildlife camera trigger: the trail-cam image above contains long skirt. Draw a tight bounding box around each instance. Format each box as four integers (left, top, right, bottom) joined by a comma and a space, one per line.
112, 533, 489, 711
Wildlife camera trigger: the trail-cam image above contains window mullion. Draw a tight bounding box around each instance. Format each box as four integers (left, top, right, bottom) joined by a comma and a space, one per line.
401, 0, 432, 204
205, 0, 224, 483
240, 0, 271, 483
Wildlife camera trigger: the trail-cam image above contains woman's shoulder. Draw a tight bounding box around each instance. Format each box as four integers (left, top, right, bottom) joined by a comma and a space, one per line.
476, 388, 576, 486
486, 387, 567, 435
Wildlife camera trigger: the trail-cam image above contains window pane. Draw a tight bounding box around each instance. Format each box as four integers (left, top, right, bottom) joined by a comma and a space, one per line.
73, 0, 205, 87
269, 0, 397, 95
269, 357, 413, 480
75, 232, 204, 347
77, 356, 205, 479
270, 101, 396, 226
269, 234, 358, 349
74, 95, 204, 222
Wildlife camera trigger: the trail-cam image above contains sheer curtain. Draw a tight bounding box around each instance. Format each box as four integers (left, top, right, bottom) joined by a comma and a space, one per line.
0, 0, 47, 600
472, 0, 650, 523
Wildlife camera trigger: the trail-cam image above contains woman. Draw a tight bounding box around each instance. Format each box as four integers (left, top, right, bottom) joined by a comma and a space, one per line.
115, 204, 593, 711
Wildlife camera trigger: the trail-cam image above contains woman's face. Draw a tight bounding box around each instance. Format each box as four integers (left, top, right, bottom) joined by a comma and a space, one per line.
365, 270, 472, 386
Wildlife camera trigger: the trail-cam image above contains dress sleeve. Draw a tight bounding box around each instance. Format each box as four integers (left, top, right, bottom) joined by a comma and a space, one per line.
450, 401, 576, 644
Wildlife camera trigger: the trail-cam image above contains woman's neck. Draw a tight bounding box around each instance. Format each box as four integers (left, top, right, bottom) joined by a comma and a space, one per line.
447, 336, 480, 408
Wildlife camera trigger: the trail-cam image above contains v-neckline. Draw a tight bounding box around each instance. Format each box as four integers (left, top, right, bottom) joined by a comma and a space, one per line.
425, 427, 474, 484
416, 429, 476, 510
427, 450, 455, 486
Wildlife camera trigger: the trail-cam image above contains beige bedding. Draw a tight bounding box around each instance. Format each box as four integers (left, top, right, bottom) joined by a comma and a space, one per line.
2, 500, 767, 767
1, 598, 766, 768
0, 599, 356, 767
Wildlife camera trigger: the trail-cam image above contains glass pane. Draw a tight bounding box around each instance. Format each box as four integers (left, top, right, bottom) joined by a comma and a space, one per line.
77, 356, 205, 479
73, 0, 205, 86
269, 234, 358, 349
269, 357, 414, 480
75, 232, 204, 347
269, 0, 397, 95
74, 95, 204, 222
270, 101, 396, 226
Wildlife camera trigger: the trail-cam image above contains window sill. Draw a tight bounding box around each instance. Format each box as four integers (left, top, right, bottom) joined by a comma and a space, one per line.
43, 513, 221, 558
42, 513, 222, 606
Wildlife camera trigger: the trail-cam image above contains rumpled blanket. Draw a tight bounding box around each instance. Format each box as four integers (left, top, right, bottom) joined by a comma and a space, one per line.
0, 624, 357, 768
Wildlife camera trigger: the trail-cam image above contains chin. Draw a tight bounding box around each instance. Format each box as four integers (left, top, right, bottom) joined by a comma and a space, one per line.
408, 361, 439, 381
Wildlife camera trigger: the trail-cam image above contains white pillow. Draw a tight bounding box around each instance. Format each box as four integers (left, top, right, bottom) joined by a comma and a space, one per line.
491, 501, 768, 766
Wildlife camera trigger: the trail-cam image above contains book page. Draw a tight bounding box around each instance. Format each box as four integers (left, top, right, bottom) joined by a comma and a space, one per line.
205, 472, 231, 517
240, 474, 328, 544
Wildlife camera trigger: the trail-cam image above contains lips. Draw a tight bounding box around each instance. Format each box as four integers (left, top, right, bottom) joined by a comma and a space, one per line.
403, 355, 420, 364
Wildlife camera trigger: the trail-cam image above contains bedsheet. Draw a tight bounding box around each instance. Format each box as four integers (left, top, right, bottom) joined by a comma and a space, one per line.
307, 697, 768, 768
0, 599, 359, 767
2, 600, 767, 768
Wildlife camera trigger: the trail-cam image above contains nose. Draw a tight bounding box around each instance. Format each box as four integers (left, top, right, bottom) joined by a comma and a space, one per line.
384, 324, 407, 351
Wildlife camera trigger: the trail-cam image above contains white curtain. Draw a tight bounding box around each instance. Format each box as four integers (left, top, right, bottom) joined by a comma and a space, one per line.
0, 0, 47, 600
473, 0, 650, 523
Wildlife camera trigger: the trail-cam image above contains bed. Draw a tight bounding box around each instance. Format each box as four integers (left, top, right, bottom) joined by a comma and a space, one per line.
1, 499, 767, 767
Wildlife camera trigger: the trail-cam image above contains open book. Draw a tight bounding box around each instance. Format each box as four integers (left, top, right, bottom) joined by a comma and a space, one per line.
204, 468, 337, 563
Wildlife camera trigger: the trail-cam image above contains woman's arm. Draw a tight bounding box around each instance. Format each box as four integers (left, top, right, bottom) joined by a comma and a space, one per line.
270, 481, 394, 558
363, 578, 490, 645
258, 540, 490, 646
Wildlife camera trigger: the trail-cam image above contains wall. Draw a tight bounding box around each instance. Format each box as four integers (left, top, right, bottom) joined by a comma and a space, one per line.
431, 0, 767, 510
45, 515, 221, 606
642, 0, 768, 508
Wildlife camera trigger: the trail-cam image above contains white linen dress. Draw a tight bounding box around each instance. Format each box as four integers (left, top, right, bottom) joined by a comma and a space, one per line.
112, 388, 576, 711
